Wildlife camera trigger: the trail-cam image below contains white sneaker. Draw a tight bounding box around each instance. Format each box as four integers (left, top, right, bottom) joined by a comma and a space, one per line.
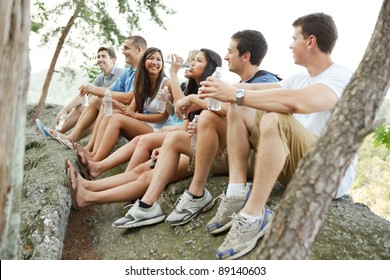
206, 183, 251, 234
165, 189, 214, 226
216, 207, 274, 260
112, 199, 166, 229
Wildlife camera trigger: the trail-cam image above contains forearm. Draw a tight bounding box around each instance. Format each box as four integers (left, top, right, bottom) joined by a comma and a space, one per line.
134, 112, 169, 123
62, 95, 82, 113
169, 71, 185, 102
112, 92, 134, 105
187, 94, 207, 111
240, 88, 298, 113
234, 82, 280, 91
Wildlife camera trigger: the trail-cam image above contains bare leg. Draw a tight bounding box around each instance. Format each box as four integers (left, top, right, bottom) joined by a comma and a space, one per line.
65, 96, 102, 142
71, 168, 153, 208
227, 104, 257, 184
141, 131, 193, 205
69, 155, 193, 208
69, 160, 152, 192
87, 136, 142, 178
84, 105, 105, 152
59, 105, 83, 134
241, 112, 287, 216
126, 131, 169, 171
89, 114, 111, 157
188, 110, 227, 196
90, 114, 153, 161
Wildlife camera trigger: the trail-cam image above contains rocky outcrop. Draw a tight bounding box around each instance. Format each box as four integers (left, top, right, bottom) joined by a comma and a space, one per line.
21, 104, 390, 259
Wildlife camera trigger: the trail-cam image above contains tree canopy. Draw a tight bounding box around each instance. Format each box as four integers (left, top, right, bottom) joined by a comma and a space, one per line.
31, 0, 175, 118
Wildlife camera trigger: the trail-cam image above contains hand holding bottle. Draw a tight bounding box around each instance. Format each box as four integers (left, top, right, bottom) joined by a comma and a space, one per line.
207, 67, 223, 111
156, 86, 170, 113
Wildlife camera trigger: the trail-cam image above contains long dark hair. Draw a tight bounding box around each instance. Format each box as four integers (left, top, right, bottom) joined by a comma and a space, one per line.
184, 48, 222, 120
134, 47, 166, 113
184, 48, 222, 97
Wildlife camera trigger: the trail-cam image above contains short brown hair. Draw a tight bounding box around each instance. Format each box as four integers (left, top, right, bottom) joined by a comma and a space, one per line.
97, 46, 117, 59
293, 13, 338, 54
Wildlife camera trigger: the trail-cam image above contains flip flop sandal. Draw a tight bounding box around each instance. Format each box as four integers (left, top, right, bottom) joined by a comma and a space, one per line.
35, 119, 52, 137
67, 168, 80, 211
74, 148, 93, 180
53, 132, 73, 149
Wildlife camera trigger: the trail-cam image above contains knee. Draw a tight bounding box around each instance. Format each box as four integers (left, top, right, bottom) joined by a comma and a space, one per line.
108, 114, 122, 127
198, 110, 219, 129
259, 112, 280, 134
227, 103, 242, 120
138, 171, 153, 185
89, 96, 102, 108
137, 135, 152, 150
164, 131, 188, 148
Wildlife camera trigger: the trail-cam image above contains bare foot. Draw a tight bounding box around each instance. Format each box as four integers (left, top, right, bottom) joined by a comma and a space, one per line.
68, 164, 89, 208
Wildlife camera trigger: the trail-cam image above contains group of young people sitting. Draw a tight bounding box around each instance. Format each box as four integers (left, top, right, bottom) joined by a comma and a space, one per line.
36, 12, 357, 260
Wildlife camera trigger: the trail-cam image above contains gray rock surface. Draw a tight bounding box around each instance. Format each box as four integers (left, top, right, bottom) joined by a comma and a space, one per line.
21, 104, 390, 259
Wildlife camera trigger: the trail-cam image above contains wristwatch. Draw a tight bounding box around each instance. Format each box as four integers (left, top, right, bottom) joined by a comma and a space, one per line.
235, 89, 245, 106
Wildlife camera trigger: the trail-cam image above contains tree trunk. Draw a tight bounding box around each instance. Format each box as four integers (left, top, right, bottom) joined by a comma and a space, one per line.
34, 6, 81, 119
0, 0, 31, 259
257, 0, 390, 259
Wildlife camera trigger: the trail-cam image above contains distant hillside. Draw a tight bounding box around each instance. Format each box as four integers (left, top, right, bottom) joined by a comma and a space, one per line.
349, 98, 390, 220
28, 69, 88, 106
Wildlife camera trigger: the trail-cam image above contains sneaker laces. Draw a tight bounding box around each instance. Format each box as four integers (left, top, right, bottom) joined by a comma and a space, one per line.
173, 192, 192, 212
123, 203, 134, 209
212, 193, 230, 218
124, 202, 141, 217
224, 214, 249, 243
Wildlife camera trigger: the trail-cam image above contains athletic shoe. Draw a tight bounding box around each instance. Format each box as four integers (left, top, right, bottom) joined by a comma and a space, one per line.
112, 199, 166, 229
206, 183, 251, 234
165, 189, 214, 226
216, 207, 274, 260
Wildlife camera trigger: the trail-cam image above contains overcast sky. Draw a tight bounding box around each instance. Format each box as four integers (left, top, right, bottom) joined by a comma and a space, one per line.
30, 0, 384, 84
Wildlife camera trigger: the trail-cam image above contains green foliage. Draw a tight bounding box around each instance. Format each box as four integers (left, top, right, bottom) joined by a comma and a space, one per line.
31, 0, 175, 62
80, 54, 100, 83
31, 0, 48, 33
373, 124, 390, 150
350, 133, 390, 220
372, 98, 390, 150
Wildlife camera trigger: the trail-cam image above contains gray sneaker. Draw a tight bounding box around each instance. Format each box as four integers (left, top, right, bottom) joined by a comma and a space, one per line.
165, 189, 214, 226
206, 183, 251, 234
216, 206, 274, 260
112, 199, 166, 229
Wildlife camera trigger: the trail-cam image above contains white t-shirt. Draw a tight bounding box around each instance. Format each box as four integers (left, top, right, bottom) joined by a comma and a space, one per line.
279, 64, 356, 198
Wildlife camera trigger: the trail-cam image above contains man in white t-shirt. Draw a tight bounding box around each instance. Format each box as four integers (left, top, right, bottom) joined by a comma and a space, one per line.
198, 12, 356, 260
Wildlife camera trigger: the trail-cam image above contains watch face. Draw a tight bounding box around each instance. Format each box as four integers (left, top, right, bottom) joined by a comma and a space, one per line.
236, 89, 244, 98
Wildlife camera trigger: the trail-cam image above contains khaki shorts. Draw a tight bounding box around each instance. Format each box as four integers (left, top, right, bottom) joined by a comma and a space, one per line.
249, 111, 318, 187
188, 148, 255, 179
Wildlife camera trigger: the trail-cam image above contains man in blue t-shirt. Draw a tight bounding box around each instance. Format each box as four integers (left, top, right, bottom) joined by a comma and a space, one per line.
49, 35, 147, 147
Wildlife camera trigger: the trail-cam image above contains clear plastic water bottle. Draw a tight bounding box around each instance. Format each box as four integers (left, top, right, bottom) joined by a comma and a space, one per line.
207, 67, 222, 111
156, 86, 169, 113
166, 54, 190, 69
190, 115, 200, 148
55, 113, 67, 131
104, 89, 112, 115
82, 94, 89, 107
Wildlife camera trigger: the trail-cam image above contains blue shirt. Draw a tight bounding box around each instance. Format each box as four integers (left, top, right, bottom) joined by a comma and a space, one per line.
110, 66, 136, 93
248, 72, 280, 84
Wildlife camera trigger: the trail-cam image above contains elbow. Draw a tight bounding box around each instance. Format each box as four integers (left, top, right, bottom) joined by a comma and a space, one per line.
287, 102, 301, 114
